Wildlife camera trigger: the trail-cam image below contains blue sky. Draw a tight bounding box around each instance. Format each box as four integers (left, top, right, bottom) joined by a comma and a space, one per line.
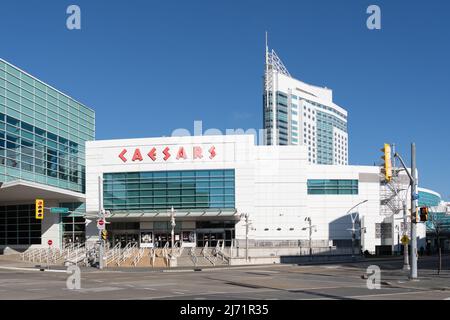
1, 0, 449, 199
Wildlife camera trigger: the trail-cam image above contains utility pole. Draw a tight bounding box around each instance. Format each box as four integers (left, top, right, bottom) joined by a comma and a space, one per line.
410, 143, 418, 279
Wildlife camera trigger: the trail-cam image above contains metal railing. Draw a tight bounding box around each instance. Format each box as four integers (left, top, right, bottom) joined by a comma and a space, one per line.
133, 247, 146, 266
150, 248, 156, 267
64, 243, 87, 266
105, 242, 121, 267
117, 242, 138, 266
189, 247, 198, 266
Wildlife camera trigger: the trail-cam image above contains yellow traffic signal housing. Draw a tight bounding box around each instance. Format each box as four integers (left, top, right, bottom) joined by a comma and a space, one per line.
411, 208, 419, 223
420, 207, 429, 222
381, 143, 392, 182
35, 199, 44, 220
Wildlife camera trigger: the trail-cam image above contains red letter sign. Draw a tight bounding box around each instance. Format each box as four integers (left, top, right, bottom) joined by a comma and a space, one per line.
176, 147, 187, 160
119, 149, 127, 162
163, 147, 171, 161
209, 146, 216, 159
193, 146, 203, 159
132, 148, 143, 162
148, 147, 156, 161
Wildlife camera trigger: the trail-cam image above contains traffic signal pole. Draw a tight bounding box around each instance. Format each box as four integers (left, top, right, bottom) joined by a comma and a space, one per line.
393, 143, 418, 279
402, 201, 410, 271
98, 175, 105, 270
410, 143, 418, 279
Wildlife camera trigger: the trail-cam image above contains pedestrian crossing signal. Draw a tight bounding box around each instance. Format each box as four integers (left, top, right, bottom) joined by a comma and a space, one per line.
420, 207, 429, 222
101, 230, 108, 241
35, 199, 44, 220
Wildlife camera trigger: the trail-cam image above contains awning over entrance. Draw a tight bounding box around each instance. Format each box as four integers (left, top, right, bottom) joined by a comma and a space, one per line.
0, 180, 85, 203
103, 208, 239, 219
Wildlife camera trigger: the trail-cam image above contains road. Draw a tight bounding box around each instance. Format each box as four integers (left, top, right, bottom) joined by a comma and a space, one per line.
0, 255, 449, 300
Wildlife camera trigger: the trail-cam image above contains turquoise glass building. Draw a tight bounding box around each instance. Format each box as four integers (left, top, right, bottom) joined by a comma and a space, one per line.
0, 58, 95, 248
0, 59, 94, 193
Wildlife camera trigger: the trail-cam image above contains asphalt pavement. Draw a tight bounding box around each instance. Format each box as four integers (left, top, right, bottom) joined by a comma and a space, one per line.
0, 254, 448, 300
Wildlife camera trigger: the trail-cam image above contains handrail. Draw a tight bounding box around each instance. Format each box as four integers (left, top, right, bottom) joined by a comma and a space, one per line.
105, 242, 121, 267
133, 247, 146, 266
150, 248, 156, 267
118, 242, 138, 266
189, 247, 198, 266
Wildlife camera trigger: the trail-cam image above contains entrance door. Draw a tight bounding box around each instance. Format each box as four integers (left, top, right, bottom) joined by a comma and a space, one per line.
196, 230, 225, 247
113, 233, 139, 248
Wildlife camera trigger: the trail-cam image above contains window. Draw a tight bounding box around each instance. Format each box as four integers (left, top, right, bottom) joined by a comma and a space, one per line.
103, 169, 236, 211
307, 179, 358, 195
0, 112, 83, 192
0, 204, 41, 245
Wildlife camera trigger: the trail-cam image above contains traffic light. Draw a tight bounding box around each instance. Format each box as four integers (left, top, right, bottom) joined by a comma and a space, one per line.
420, 207, 429, 222
101, 230, 108, 241
35, 199, 44, 220
381, 143, 392, 182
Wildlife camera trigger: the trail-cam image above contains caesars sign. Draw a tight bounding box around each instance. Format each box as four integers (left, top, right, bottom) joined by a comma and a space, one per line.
117, 145, 217, 163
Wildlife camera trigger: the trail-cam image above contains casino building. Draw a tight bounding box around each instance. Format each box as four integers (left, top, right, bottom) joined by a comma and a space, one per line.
0, 58, 95, 251
84, 134, 427, 254
0, 57, 434, 257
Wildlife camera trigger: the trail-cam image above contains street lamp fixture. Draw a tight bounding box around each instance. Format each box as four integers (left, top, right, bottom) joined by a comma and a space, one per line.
240, 213, 251, 262
168, 206, 176, 248
347, 199, 368, 260
303, 217, 317, 260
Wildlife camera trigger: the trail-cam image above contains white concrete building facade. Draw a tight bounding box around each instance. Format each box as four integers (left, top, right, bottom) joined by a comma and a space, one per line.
83, 134, 424, 254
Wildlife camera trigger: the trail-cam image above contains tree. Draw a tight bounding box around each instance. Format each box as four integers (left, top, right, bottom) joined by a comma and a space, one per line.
427, 209, 450, 275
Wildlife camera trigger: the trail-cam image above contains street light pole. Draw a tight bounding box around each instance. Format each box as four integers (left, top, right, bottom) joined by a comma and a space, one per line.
170, 206, 176, 248
346, 199, 368, 260
410, 143, 418, 279
240, 213, 250, 262
98, 175, 105, 270
302, 217, 316, 261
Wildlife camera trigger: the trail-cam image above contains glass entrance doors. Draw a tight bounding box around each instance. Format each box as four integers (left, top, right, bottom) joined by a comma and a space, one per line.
112, 233, 138, 248
153, 232, 181, 248
196, 229, 234, 247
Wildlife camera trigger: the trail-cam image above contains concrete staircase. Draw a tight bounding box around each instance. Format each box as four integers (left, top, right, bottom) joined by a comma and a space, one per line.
176, 247, 230, 267
106, 248, 169, 268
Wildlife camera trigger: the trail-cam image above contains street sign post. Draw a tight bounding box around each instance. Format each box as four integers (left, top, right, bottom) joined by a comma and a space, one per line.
401, 235, 410, 245
47, 240, 52, 270
49, 207, 69, 214
97, 219, 105, 230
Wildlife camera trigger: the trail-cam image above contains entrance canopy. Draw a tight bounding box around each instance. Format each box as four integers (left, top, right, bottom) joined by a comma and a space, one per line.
0, 180, 85, 203
97, 208, 239, 219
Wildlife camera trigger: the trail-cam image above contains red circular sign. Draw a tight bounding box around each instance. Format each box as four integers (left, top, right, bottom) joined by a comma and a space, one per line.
98, 219, 104, 226
47, 240, 53, 246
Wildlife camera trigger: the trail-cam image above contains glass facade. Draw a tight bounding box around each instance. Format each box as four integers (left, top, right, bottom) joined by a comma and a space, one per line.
103, 169, 235, 212
0, 59, 95, 193
307, 179, 358, 195
418, 191, 441, 207
264, 88, 348, 165
0, 204, 41, 245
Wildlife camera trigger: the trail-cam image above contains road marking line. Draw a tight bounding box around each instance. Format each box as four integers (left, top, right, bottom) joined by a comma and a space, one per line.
348, 289, 441, 299
0, 266, 65, 273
